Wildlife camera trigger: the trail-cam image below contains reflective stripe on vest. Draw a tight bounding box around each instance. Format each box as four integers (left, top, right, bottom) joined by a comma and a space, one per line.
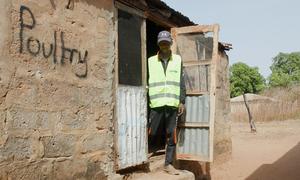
148, 54, 182, 108
149, 81, 180, 88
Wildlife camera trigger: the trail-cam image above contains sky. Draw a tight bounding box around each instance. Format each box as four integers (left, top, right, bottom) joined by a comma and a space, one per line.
162, 0, 300, 78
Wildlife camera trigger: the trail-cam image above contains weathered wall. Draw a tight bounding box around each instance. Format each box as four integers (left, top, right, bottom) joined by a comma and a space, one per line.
214, 51, 231, 161
0, 0, 116, 179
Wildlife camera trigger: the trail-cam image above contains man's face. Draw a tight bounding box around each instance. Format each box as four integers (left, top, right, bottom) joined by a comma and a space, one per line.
158, 41, 171, 53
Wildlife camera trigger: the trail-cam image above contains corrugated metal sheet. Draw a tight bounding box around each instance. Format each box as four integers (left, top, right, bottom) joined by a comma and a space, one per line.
177, 95, 210, 161
116, 86, 147, 169
177, 128, 209, 157
185, 95, 210, 123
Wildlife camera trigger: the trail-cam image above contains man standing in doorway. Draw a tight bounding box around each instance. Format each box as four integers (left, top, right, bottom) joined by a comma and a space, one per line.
148, 30, 186, 175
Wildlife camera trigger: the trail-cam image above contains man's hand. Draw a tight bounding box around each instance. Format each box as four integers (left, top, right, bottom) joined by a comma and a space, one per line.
178, 103, 185, 116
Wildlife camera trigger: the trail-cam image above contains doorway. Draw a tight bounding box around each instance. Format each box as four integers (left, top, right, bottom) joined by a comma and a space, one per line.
115, 6, 148, 170
145, 19, 171, 155
115, 2, 218, 171
146, 19, 169, 58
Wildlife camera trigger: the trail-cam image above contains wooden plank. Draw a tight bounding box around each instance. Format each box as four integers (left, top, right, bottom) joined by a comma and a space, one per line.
141, 19, 147, 86
200, 64, 208, 92
171, 28, 178, 53
186, 91, 209, 95
176, 34, 199, 62
208, 24, 220, 162
174, 25, 216, 34
176, 153, 210, 162
184, 65, 209, 93
113, 6, 120, 170
183, 60, 211, 67
140, 18, 148, 159
115, 1, 146, 18
178, 122, 210, 128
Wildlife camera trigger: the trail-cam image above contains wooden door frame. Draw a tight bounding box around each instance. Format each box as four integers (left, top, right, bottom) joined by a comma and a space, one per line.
171, 24, 219, 162
113, 2, 147, 170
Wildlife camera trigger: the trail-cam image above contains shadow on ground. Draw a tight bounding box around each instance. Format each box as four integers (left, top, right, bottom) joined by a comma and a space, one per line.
175, 160, 211, 180
246, 142, 300, 180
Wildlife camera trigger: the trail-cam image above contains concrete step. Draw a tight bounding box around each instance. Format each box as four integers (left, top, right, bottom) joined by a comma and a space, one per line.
129, 153, 195, 180
119, 150, 195, 180
149, 154, 165, 172
130, 169, 195, 180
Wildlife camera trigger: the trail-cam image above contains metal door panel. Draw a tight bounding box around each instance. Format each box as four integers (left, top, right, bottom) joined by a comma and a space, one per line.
116, 86, 147, 169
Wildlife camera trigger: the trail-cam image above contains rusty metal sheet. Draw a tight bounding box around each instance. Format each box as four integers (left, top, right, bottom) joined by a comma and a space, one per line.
116, 86, 147, 169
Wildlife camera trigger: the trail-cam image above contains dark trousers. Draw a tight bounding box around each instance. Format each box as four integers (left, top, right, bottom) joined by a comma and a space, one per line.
148, 106, 177, 166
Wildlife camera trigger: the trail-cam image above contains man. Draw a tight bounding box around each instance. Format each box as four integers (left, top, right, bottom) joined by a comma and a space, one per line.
148, 30, 186, 175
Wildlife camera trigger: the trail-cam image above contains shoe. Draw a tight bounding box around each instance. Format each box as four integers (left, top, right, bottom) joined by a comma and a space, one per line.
163, 164, 180, 175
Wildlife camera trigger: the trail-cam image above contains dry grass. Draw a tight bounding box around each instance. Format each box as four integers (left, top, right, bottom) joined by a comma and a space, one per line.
231, 85, 300, 122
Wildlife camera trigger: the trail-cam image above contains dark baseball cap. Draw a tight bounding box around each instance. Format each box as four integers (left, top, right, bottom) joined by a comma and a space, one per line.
157, 30, 172, 44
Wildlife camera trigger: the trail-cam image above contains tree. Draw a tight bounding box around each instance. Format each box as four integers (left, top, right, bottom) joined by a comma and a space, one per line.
269, 52, 300, 87
230, 62, 265, 98
230, 62, 266, 132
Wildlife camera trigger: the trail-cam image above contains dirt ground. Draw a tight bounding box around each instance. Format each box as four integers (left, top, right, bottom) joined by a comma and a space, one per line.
211, 119, 300, 180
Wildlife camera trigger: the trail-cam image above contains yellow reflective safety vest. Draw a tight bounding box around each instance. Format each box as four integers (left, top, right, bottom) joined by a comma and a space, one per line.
148, 54, 182, 108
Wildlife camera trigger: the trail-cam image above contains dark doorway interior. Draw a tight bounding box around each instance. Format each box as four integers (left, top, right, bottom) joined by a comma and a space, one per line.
146, 19, 170, 153
146, 19, 170, 58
